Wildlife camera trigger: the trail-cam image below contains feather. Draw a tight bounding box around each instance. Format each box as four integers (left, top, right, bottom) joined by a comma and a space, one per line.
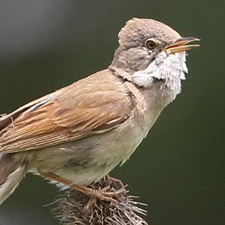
0, 69, 134, 153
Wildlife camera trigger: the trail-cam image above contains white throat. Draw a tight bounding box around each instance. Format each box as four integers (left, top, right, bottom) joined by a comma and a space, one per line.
132, 51, 188, 97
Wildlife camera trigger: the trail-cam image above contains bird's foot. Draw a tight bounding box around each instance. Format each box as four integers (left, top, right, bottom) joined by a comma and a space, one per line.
83, 185, 125, 209
38, 171, 125, 209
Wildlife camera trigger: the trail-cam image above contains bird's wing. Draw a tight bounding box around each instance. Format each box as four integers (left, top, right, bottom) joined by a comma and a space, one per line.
0, 69, 134, 153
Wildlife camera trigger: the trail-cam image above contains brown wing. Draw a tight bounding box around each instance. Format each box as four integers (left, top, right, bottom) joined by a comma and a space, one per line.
0, 69, 134, 153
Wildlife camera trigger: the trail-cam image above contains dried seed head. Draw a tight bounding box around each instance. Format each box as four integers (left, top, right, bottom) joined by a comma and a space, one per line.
52, 176, 148, 225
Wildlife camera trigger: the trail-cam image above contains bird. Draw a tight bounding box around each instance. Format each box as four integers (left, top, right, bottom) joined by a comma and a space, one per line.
0, 18, 199, 205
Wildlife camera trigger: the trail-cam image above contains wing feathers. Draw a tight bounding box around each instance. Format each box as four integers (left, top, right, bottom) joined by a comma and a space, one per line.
0, 69, 134, 153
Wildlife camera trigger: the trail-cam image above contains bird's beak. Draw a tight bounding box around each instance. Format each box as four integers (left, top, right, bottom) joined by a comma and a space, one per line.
162, 37, 200, 54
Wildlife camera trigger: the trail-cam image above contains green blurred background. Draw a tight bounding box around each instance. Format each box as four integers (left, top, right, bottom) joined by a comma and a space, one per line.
0, 0, 224, 224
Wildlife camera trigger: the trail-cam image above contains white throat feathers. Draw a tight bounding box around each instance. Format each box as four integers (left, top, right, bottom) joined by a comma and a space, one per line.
132, 51, 188, 97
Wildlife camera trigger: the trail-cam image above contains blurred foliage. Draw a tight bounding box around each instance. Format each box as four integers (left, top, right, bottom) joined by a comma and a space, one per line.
0, 0, 224, 225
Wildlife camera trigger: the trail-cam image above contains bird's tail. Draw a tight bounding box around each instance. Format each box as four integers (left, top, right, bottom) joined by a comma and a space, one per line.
0, 154, 26, 205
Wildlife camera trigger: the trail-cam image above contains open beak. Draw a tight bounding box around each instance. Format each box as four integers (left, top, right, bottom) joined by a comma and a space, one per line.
162, 37, 200, 54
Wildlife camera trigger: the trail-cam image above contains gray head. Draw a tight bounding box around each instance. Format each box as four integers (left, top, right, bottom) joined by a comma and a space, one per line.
111, 18, 199, 74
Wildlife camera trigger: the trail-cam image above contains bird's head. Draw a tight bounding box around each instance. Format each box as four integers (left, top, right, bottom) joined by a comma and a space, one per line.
111, 18, 199, 89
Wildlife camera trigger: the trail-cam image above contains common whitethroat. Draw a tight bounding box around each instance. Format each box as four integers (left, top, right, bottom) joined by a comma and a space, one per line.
0, 18, 199, 205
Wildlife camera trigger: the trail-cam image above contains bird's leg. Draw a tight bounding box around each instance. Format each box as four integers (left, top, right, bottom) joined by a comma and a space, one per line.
39, 171, 124, 209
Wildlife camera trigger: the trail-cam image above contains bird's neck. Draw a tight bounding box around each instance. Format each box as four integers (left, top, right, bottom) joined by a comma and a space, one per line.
110, 51, 188, 102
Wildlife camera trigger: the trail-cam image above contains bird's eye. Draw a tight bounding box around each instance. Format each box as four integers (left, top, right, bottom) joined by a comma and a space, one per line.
145, 39, 158, 50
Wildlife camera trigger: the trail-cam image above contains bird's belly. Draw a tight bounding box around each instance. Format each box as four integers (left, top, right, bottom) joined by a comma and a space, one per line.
29, 113, 156, 185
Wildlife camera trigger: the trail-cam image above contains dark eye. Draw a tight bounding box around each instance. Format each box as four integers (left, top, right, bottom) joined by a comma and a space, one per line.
145, 39, 158, 50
